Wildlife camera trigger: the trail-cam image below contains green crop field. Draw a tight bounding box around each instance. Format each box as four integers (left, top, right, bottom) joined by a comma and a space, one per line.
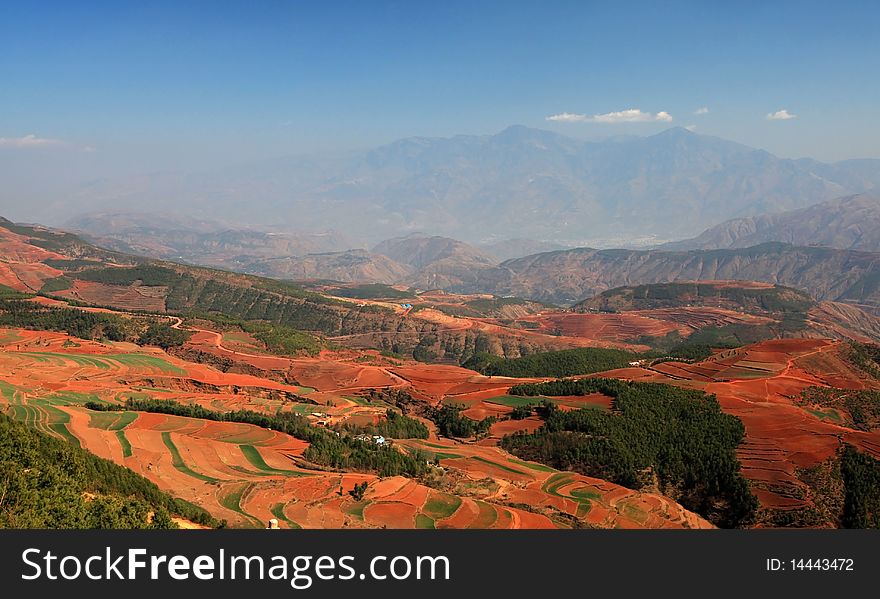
26, 399, 80, 447
542, 474, 595, 517
89, 410, 139, 431
485, 395, 557, 408
0, 329, 23, 344
104, 353, 186, 375
270, 502, 302, 528
509, 457, 556, 473
806, 407, 844, 423
44, 391, 106, 406
219, 482, 261, 528
427, 450, 463, 461
239, 445, 308, 476
342, 500, 367, 521
115, 429, 133, 457
422, 492, 462, 520
18, 352, 113, 369
17, 352, 185, 375
0, 380, 26, 401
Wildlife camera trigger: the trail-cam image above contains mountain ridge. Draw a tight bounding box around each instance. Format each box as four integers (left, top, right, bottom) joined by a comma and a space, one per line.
454, 242, 880, 309
29, 126, 880, 245
660, 194, 880, 251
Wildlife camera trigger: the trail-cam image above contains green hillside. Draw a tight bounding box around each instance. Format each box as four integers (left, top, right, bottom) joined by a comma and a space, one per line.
0, 412, 219, 529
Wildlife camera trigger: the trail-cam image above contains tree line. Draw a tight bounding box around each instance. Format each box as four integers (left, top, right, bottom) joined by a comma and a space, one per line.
463, 347, 640, 378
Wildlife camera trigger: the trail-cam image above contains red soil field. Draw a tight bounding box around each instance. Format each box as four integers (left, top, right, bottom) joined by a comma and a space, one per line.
0, 227, 68, 263
517, 307, 774, 348
185, 328, 293, 371
55, 280, 167, 312
0, 322, 713, 529
489, 417, 543, 437
16, 304, 873, 527
6, 221, 877, 528
390, 364, 536, 402
0, 261, 63, 292
524, 312, 679, 341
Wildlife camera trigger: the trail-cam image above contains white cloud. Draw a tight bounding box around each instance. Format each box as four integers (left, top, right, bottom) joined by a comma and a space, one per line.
0, 134, 65, 148
545, 112, 589, 122
685, 125, 697, 132
546, 108, 673, 124
694, 107, 709, 115
766, 109, 796, 121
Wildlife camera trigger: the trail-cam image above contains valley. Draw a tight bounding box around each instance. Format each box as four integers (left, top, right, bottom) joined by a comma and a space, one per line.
2, 215, 880, 529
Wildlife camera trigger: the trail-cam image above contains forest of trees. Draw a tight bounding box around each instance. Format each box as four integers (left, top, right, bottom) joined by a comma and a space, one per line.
0, 412, 218, 528
0, 298, 135, 341
502, 377, 758, 528
463, 347, 640, 378
847, 342, 880, 379
137, 322, 192, 349
87, 398, 428, 477
0, 298, 190, 349
841, 444, 880, 528
427, 403, 495, 439
74, 264, 183, 287
581, 282, 814, 313
355, 389, 494, 439
341, 409, 429, 439
243, 322, 323, 356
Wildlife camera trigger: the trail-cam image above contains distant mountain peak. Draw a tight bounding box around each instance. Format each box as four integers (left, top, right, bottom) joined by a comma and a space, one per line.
492, 124, 569, 145
650, 126, 697, 139
497, 124, 533, 134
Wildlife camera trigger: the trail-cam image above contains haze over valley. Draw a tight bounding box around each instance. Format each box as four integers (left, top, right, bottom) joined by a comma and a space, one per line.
20, 126, 877, 250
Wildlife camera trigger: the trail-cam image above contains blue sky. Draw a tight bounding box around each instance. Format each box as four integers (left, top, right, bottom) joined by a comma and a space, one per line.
1, 0, 879, 172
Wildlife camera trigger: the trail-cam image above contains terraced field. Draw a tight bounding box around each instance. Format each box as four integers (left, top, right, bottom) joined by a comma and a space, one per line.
0, 324, 713, 529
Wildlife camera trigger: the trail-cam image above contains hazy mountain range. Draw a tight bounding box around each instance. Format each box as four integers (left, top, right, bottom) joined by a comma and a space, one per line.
455, 243, 880, 308
68, 214, 546, 284
53, 130, 880, 313
67, 212, 355, 269
660, 194, 880, 252
66, 194, 880, 310
44, 125, 880, 246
